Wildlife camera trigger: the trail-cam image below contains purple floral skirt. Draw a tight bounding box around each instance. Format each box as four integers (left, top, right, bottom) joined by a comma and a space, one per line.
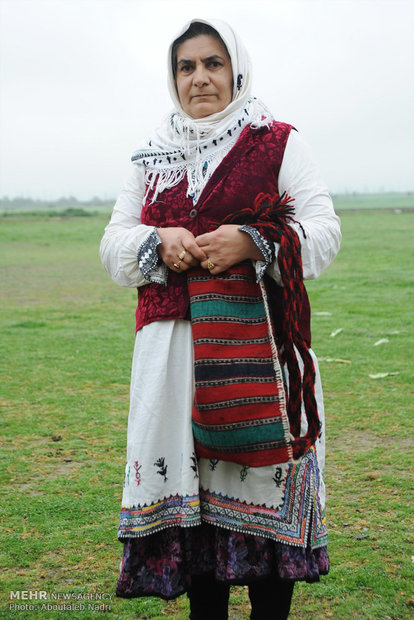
116, 523, 329, 600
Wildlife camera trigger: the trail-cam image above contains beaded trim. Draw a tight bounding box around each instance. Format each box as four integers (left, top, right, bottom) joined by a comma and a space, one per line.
239, 225, 275, 281
137, 228, 167, 285
132, 108, 250, 168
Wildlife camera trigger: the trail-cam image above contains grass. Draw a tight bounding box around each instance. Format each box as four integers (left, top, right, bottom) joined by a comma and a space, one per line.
0, 208, 413, 619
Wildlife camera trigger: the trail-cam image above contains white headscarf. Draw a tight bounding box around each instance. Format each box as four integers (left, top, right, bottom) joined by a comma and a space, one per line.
132, 18, 273, 202
166, 18, 253, 126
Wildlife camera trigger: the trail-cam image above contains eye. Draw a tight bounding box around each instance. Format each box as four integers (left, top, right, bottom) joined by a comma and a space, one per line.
208, 61, 222, 69
178, 63, 193, 74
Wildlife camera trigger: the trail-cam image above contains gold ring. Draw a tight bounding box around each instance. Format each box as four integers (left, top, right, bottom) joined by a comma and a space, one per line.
178, 250, 186, 261
173, 262, 181, 269
207, 260, 215, 270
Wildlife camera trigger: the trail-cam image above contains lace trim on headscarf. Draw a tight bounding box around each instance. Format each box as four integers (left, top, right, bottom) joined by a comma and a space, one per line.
132, 98, 273, 203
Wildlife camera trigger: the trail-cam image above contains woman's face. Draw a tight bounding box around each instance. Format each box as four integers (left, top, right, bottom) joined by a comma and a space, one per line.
175, 34, 233, 119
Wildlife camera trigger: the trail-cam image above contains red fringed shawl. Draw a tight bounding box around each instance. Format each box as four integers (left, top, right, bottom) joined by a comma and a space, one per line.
188, 192, 321, 466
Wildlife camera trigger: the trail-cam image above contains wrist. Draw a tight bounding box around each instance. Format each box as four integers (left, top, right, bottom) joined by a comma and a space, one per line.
238, 227, 265, 261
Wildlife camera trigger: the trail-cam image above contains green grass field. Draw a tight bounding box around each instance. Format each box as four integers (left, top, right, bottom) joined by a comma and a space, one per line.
1, 207, 413, 619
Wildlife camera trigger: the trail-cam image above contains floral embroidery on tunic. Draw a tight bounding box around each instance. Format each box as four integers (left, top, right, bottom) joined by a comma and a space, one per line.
190, 452, 199, 478
240, 465, 250, 482
209, 459, 220, 471
273, 466, 283, 488
154, 457, 168, 482
134, 461, 142, 486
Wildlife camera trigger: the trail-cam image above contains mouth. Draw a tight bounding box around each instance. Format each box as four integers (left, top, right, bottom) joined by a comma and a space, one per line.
192, 94, 215, 99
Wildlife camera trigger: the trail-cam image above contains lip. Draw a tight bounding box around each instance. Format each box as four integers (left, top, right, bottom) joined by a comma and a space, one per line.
192, 94, 215, 99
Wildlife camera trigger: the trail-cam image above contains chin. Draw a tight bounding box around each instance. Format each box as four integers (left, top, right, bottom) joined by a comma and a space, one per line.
192, 106, 214, 118
190, 104, 224, 119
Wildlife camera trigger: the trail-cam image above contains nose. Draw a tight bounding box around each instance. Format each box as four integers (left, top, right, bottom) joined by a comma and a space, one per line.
193, 63, 210, 87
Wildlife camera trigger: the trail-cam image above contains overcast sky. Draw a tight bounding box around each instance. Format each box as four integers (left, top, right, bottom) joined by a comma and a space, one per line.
0, 0, 413, 200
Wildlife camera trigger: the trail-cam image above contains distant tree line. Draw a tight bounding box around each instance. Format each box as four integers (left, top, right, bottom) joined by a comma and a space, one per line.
2, 191, 412, 212
0, 196, 115, 210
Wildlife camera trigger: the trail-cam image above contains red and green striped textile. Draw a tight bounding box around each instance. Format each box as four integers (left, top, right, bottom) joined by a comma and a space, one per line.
222, 193, 320, 461
188, 263, 293, 467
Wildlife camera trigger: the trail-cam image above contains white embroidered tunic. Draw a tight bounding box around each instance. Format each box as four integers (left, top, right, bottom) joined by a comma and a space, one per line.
100, 129, 341, 548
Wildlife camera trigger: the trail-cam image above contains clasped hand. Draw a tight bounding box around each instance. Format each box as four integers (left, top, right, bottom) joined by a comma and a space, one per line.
156, 225, 264, 274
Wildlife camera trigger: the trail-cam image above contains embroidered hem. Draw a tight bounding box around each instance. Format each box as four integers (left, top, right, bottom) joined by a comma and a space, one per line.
118, 493, 201, 538
118, 449, 327, 549
199, 448, 328, 549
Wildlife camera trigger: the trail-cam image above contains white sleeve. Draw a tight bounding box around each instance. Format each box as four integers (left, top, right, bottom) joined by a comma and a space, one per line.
266, 130, 341, 283
99, 164, 159, 287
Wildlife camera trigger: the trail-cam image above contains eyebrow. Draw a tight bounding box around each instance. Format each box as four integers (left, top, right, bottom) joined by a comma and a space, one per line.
177, 54, 226, 67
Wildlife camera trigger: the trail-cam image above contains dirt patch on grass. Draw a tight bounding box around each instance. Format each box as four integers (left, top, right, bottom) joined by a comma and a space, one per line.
331, 430, 413, 453
48, 461, 85, 478
12, 461, 86, 496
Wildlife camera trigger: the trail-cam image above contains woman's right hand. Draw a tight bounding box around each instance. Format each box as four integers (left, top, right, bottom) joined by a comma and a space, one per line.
157, 227, 207, 272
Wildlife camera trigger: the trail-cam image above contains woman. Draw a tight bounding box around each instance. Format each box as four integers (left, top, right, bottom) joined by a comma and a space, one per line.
100, 18, 341, 620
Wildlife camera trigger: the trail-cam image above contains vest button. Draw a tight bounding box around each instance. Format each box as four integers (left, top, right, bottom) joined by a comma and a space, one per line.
189, 208, 198, 218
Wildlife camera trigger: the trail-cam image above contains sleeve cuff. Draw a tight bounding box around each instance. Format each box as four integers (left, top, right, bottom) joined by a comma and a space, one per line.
239, 225, 275, 282
137, 228, 168, 285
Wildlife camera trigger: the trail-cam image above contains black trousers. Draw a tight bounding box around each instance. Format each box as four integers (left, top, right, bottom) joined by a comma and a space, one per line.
187, 572, 295, 620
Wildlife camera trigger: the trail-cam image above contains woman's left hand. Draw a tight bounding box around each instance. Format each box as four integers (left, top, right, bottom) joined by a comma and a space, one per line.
196, 225, 264, 275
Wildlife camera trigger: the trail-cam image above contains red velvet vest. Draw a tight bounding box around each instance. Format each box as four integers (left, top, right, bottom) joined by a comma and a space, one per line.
136, 121, 311, 345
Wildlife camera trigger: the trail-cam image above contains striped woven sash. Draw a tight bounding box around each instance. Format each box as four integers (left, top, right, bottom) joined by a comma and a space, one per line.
188, 262, 293, 467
